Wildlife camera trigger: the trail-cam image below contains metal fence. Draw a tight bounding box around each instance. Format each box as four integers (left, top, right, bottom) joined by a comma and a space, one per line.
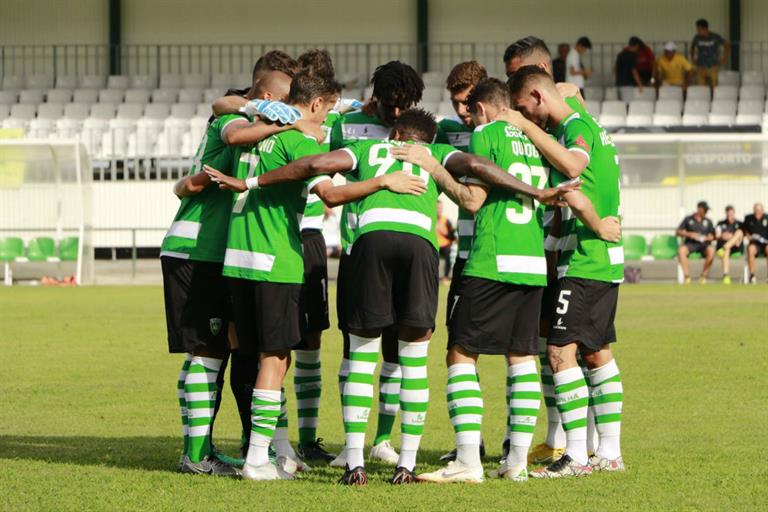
3, 41, 768, 82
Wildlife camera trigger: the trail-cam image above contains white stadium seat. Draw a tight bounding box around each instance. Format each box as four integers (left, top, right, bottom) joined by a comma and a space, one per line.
178, 89, 203, 104
211, 74, 235, 89
98, 89, 125, 104
2, 75, 25, 90
599, 114, 626, 128
658, 86, 683, 101
735, 113, 762, 125
26, 74, 54, 90
156, 117, 189, 156
144, 103, 171, 119
628, 101, 654, 116
0, 90, 18, 105
130, 75, 157, 90
601, 100, 627, 116
56, 75, 79, 89
739, 85, 765, 101
584, 86, 604, 101
652, 114, 682, 126
18, 90, 45, 105
160, 74, 183, 89
682, 113, 708, 126
170, 103, 196, 119
686, 85, 710, 101
135, 118, 164, 155
81, 118, 109, 157
116, 103, 144, 120
633, 88, 656, 102
708, 100, 736, 125
617, 86, 635, 103
55, 118, 81, 139
63, 103, 91, 120
735, 100, 763, 125
0, 104, 10, 119
204, 88, 221, 103
28, 118, 55, 138
655, 99, 682, 115
9, 104, 37, 120
718, 70, 740, 86
37, 103, 64, 120
682, 99, 710, 126
72, 88, 99, 104
79, 75, 106, 89
107, 75, 131, 90
603, 87, 619, 101
182, 75, 210, 89
188, 116, 209, 147
2, 117, 28, 130
584, 100, 601, 116
46, 88, 73, 104
713, 85, 738, 101
195, 103, 211, 117
151, 89, 178, 104
124, 89, 151, 104
90, 103, 117, 119
102, 118, 136, 158
741, 70, 764, 86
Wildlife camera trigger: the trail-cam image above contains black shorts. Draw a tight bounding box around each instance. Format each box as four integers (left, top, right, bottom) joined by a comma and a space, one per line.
161, 256, 230, 354
228, 277, 303, 356
548, 277, 619, 352
716, 240, 743, 254
684, 241, 711, 256
448, 276, 542, 356
446, 256, 467, 326
344, 231, 439, 331
301, 229, 330, 333
336, 251, 350, 330
749, 240, 768, 254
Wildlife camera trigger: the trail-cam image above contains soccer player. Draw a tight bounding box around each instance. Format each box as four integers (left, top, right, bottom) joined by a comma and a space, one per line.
715, 205, 744, 284
744, 202, 768, 284
507, 66, 626, 478
676, 201, 716, 284
161, 69, 295, 476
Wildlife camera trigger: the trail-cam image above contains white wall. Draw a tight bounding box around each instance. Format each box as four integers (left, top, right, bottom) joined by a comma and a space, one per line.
0, 0, 107, 45
742, 0, 768, 42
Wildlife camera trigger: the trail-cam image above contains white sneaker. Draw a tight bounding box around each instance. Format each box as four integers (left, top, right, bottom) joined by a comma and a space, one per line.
329, 447, 347, 468
369, 441, 399, 465
491, 461, 528, 482
417, 460, 484, 484
242, 461, 295, 481
278, 453, 311, 473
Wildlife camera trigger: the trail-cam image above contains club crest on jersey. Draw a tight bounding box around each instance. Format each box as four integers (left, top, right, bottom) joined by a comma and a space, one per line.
574, 135, 590, 152
209, 318, 223, 335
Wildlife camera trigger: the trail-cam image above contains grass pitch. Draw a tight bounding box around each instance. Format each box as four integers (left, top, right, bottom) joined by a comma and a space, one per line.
1, 283, 766, 511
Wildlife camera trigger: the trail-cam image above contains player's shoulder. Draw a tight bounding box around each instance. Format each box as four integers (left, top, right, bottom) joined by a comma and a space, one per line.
341, 109, 378, 124
212, 112, 248, 129
438, 116, 467, 130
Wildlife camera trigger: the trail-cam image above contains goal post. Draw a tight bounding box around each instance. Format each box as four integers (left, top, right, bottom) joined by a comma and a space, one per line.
0, 138, 94, 285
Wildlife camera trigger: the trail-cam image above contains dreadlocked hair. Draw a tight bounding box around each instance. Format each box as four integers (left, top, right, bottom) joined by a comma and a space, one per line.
371, 60, 424, 108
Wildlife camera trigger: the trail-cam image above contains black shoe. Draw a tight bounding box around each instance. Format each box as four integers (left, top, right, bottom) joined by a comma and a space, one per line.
501, 438, 510, 461
391, 466, 417, 484
339, 465, 368, 486
179, 455, 241, 476
297, 438, 337, 462
439, 438, 486, 462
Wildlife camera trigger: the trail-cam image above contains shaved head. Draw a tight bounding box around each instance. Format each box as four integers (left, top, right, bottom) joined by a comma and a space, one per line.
254, 70, 292, 102
504, 36, 553, 78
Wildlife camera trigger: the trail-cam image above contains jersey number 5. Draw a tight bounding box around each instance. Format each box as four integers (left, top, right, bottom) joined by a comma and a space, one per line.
505, 162, 548, 224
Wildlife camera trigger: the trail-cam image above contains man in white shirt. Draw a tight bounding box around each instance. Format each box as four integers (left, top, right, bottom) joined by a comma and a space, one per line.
566, 36, 593, 96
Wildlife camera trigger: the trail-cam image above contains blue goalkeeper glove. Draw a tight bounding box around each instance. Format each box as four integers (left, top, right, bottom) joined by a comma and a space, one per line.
241, 99, 302, 125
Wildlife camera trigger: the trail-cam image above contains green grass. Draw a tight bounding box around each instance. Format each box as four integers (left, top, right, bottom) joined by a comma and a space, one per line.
1, 284, 766, 511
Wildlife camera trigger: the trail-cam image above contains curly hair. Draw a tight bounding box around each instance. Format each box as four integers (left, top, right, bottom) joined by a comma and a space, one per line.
445, 61, 488, 94
371, 61, 424, 108
391, 108, 437, 143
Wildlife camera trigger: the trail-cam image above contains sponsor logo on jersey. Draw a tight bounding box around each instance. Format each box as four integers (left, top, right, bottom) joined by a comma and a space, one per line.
574, 135, 590, 152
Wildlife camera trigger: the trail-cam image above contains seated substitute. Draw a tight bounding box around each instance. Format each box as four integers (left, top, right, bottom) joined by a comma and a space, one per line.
743, 202, 768, 284
715, 205, 744, 285
676, 201, 715, 284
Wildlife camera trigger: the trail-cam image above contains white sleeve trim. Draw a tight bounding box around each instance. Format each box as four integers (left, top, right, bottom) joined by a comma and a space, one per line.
219, 117, 248, 143
307, 175, 332, 192
339, 147, 358, 170
568, 146, 591, 163
442, 150, 461, 167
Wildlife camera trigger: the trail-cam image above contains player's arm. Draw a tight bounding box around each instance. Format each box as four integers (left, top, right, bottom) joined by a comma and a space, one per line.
173, 171, 211, 198
212, 95, 248, 116
561, 189, 621, 242
555, 83, 585, 106
312, 173, 426, 208
495, 109, 588, 179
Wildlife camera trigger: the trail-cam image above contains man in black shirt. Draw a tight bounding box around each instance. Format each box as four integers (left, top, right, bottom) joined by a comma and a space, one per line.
715, 205, 744, 285
676, 201, 716, 284
744, 202, 768, 284
616, 37, 643, 102
552, 43, 569, 83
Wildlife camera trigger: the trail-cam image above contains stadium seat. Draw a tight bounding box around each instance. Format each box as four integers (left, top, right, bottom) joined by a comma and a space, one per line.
652, 113, 682, 126
81, 118, 109, 157
98, 89, 124, 104
9, 104, 36, 120
46, 88, 73, 104
160, 74, 183, 89
116, 103, 144, 120
72, 88, 99, 104
18, 90, 45, 104
80, 75, 106, 89
0, 104, 10, 119
0, 90, 18, 105
195, 103, 211, 117
686, 85, 710, 101
713, 85, 737, 101
144, 103, 171, 119
650, 235, 678, 260
90, 103, 117, 119
55, 118, 81, 138
421, 72, 443, 86
739, 85, 765, 101
56, 75, 79, 89
708, 100, 736, 125
623, 235, 647, 261
584, 100, 601, 115
633, 88, 656, 102
124, 89, 151, 104
135, 117, 164, 155
24, 74, 53, 90
626, 101, 653, 126
107, 75, 131, 90
37, 103, 64, 120
178, 89, 203, 104
735, 100, 763, 124
603, 87, 619, 101
741, 70, 764, 86
28, 118, 55, 138
102, 118, 136, 158
26, 237, 57, 261
182, 75, 210, 89
658, 86, 683, 101
718, 70, 740, 86
584, 86, 604, 101
0, 237, 24, 286
1, 117, 28, 130
682, 101, 709, 126
156, 117, 189, 156
151, 89, 178, 104
130, 75, 157, 90
63, 103, 91, 120
735, 113, 762, 125
599, 100, 627, 127
203, 88, 221, 103
211, 74, 235, 89
653, 99, 682, 124
2, 75, 25, 90
58, 237, 79, 261
170, 103, 196, 118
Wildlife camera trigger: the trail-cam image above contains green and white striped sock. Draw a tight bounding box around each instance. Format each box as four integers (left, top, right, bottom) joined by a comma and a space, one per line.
447, 363, 482, 467
374, 362, 401, 446
294, 349, 322, 445
338, 357, 350, 405
273, 388, 297, 459
343, 334, 380, 469
184, 356, 222, 462
177, 354, 192, 455
246, 389, 281, 467
588, 359, 623, 460
504, 367, 511, 442
540, 339, 565, 448
578, 356, 599, 454
397, 339, 430, 471
507, 360, 541, 467
554, 366, 590, 465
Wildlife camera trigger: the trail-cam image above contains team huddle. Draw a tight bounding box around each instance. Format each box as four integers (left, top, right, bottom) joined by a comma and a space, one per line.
160, 36, 626, 485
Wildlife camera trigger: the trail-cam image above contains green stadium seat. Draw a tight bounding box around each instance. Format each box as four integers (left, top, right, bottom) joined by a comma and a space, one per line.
0, 237, 24, 261
624, 235, 647, 261
650, 234, 678, 260
27, 237, 57, 261
58, 237, 80, 261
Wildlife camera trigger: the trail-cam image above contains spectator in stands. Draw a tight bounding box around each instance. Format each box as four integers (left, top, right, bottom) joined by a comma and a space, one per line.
715, 205, 744, 285
436, 201, 456, 284
635, 38, 655, 85
691, 18, 730, 88
744, 202, 768, 284
566, 36, 592, 97
676, 200, 716, 284
552, 43, 569, 83
615, 37, 644, 101
656, 41, 693, 90
322, 206, 341, 258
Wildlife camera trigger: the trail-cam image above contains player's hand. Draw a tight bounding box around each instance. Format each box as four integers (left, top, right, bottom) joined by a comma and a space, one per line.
555, 82, 583, 102
380, 171, 428, 195
334, 97, 364, 114
495, 108, 529, 129
389, 144, 438, 172
536, 180, 581, 207
242, 99, 302, 125
204, 165, 247, 192
295, 120, 326, 143
597, 216, 622, 243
